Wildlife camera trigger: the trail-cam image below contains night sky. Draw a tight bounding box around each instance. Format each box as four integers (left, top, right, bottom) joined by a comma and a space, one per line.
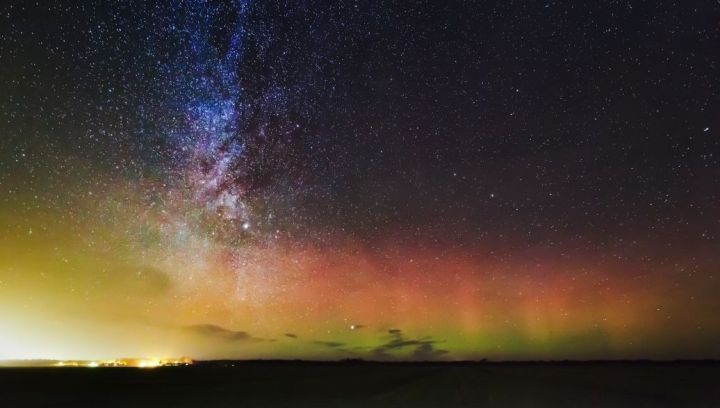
1, 0, 719, 361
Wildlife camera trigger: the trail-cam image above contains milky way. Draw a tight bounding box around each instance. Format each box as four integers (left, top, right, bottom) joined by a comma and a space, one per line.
1, 1, 719, 361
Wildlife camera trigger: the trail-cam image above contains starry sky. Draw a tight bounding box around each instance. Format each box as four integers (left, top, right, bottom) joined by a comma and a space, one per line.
1, 0, 719, 361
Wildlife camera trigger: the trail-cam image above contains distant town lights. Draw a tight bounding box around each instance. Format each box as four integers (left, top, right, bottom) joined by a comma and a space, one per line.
52, 357, 193, 368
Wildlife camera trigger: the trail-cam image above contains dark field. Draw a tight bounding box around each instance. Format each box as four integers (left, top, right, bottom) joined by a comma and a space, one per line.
1, 362, 718, 407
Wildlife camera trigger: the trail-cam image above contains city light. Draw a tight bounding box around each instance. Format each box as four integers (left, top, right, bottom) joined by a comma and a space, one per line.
50, 358, 193, 368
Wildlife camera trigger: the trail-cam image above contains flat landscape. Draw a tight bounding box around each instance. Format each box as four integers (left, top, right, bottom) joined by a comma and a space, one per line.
1, 362, 718, 407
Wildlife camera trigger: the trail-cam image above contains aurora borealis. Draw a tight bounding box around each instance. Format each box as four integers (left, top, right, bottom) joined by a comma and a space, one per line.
1, 1, 719, 362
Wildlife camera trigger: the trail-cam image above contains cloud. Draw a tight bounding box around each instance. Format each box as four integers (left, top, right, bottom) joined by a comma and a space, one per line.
312, 340, 359, 355
314, 341, 346, 348
371, 329, 449, 361
411, 343, 449, 360
185, 324, 269, 342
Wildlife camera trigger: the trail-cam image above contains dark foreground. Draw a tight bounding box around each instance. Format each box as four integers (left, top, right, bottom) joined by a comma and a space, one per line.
1, 362, 718, 407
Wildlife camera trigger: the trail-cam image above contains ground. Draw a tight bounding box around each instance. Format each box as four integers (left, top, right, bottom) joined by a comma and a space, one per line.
0, 362, 718, 407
